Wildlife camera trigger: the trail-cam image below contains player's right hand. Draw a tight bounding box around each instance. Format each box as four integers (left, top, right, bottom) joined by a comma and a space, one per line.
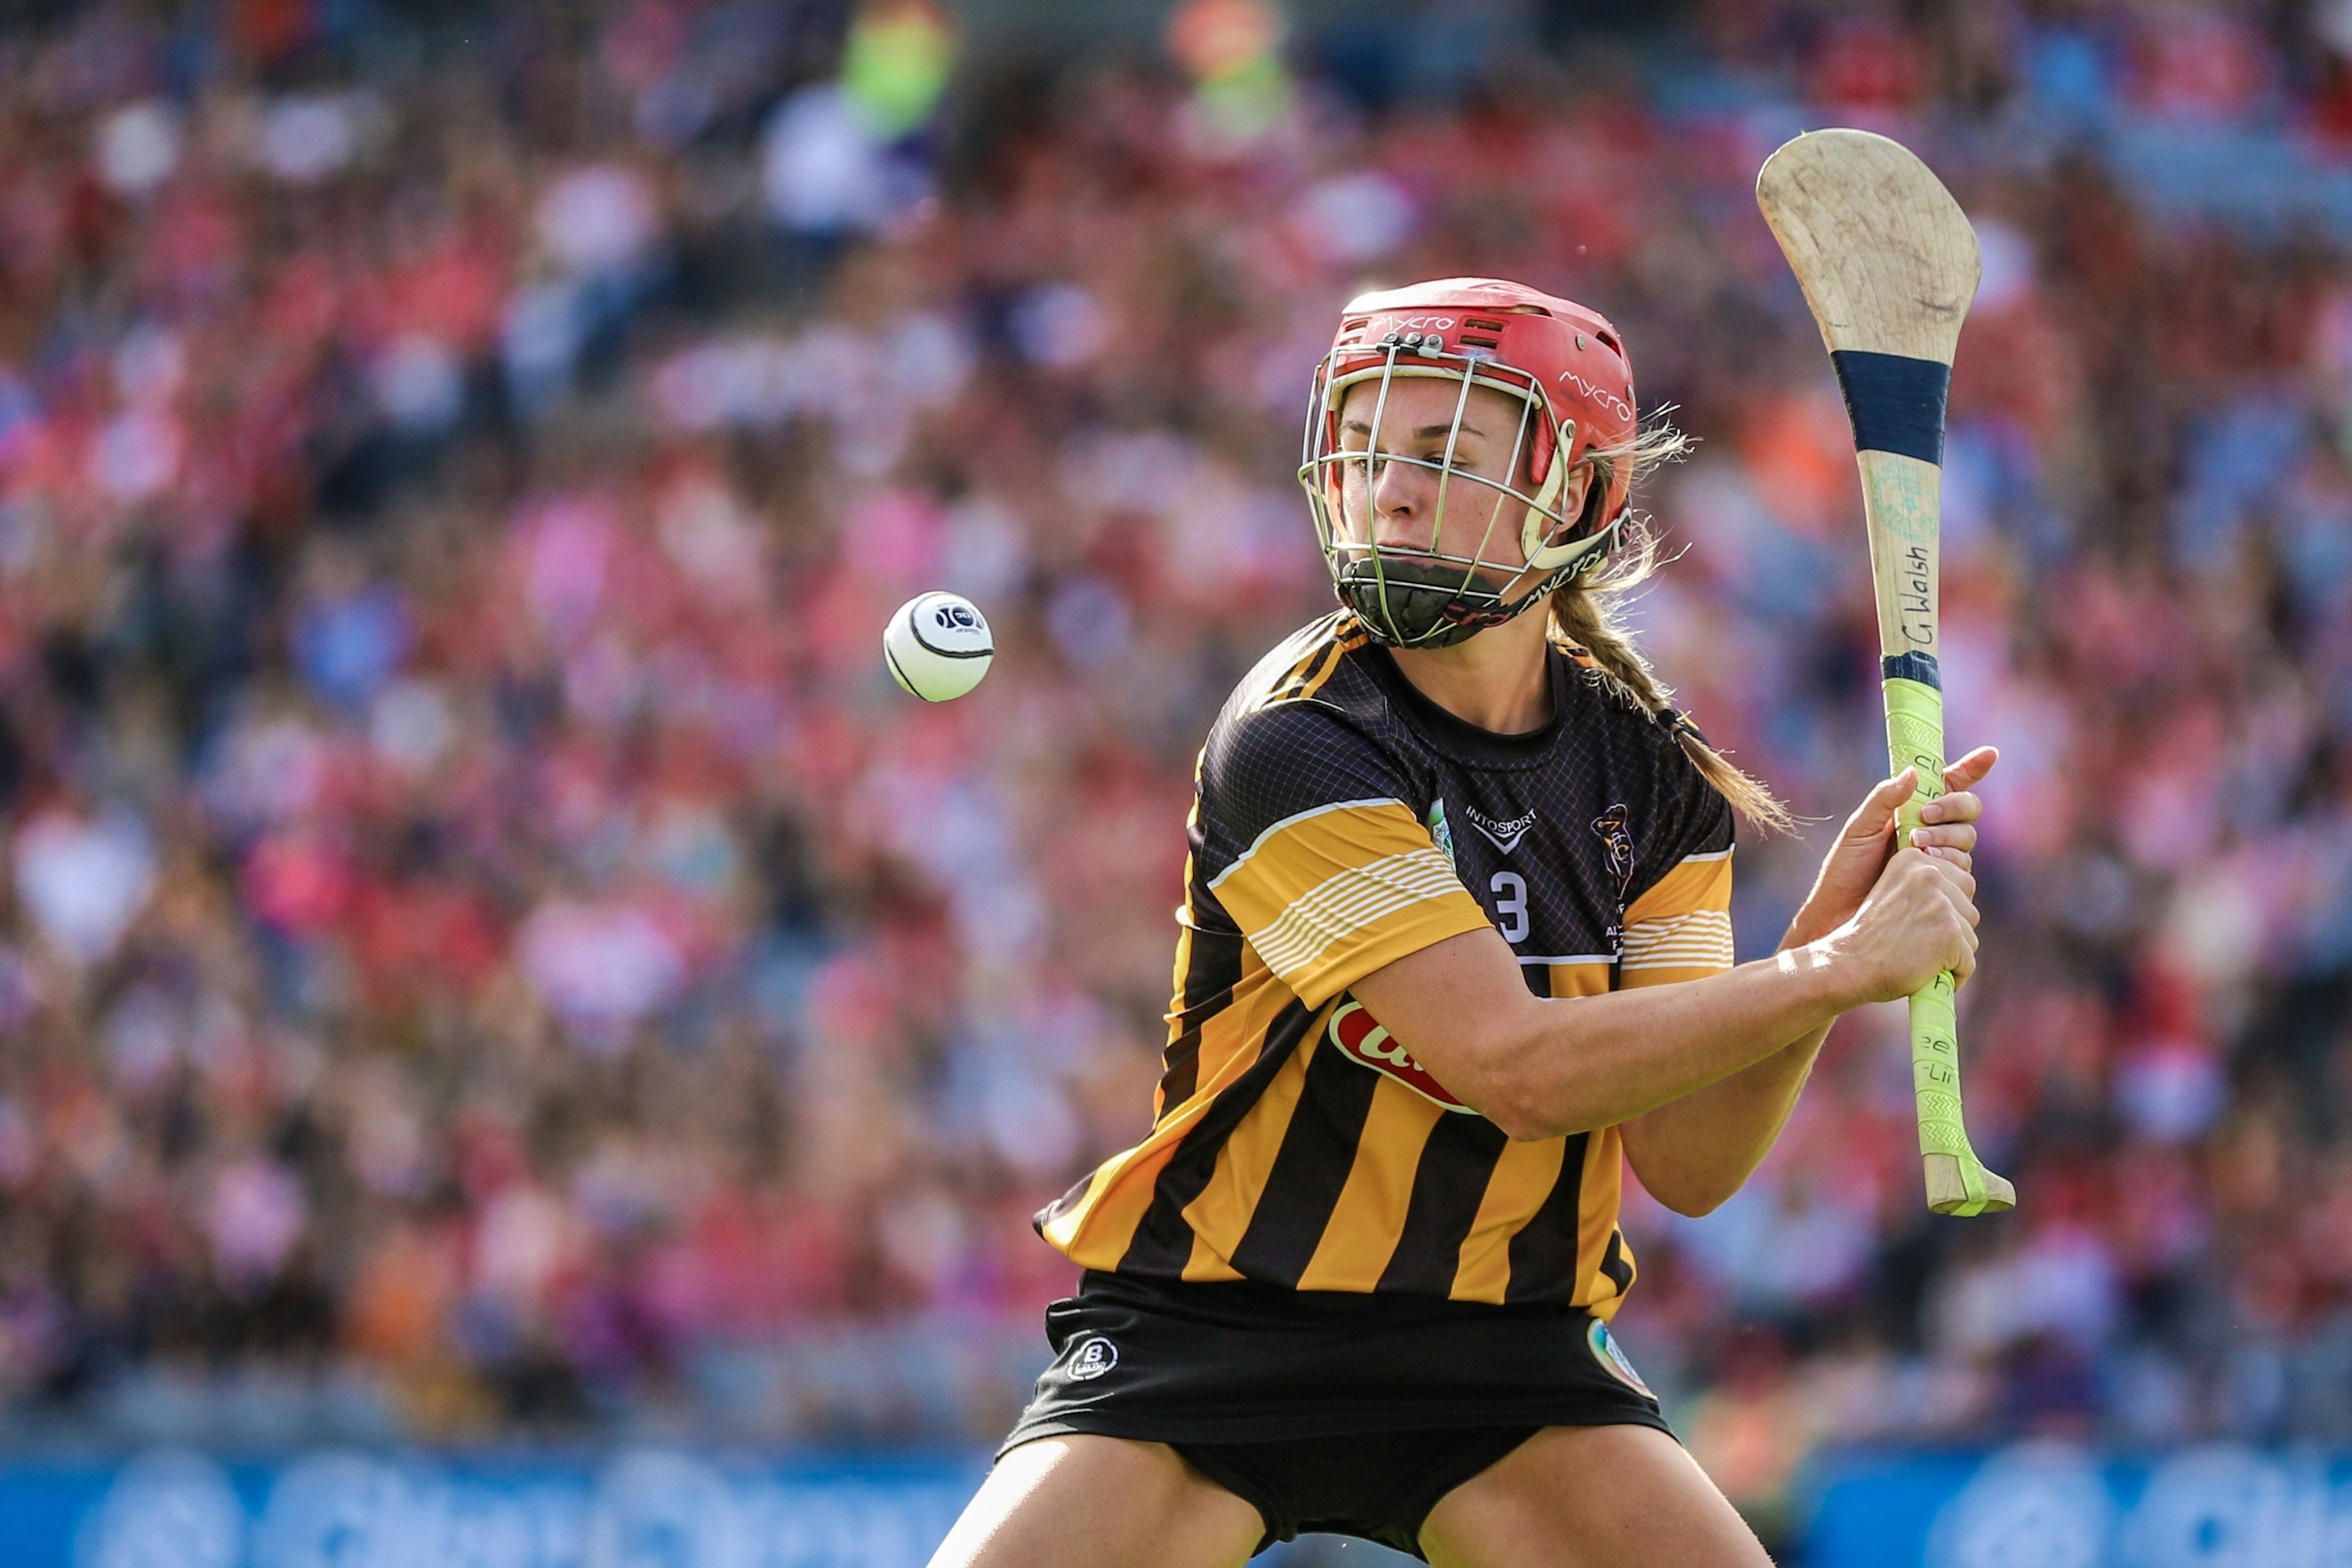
1823, 843, 1980, 1003
1783, 753, 1996, 948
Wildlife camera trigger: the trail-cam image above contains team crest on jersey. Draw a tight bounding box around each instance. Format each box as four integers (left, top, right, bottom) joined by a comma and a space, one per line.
1463, 803, 1538, 854
1587, 1319, 1653, 1398
1426, 799, 1457, 870
1591, 805, 1635, 898
1328, 998, 1473, 1112
1066, 1337, 1118, 1381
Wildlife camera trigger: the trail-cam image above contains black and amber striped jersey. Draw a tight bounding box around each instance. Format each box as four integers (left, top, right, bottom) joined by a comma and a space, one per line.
1037, 611, 1736, 1314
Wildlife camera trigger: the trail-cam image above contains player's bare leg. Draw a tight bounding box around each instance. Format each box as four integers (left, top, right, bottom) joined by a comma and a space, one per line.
1419, 1423, 1773, 1568
927, 1433, 1265, 1568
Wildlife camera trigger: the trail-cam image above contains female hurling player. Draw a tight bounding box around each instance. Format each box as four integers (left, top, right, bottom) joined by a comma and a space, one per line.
931, 278, 1994, 1568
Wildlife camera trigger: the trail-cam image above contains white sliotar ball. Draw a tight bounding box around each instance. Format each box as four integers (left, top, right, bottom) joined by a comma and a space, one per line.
884, 591, 993, 701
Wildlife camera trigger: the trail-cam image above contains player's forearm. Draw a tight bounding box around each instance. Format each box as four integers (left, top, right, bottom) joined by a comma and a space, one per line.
1359, 930, 1860, 1142
1621, 909, 1865, 1212
1498, 954, 1849, 1139
1621, 1020, 1830, 1216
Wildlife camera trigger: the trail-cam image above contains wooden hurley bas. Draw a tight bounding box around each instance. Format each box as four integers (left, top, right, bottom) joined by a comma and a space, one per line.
1756, 129, 2015, 1217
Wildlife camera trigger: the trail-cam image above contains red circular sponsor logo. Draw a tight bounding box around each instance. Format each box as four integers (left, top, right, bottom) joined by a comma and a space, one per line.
1327, 999, 1471, 1112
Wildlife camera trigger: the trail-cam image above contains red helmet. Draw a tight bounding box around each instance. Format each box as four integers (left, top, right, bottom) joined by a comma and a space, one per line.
1298, 277, 1641, 647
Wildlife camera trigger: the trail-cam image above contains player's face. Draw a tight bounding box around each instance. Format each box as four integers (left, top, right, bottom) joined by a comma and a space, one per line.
1330, 377, 1586, 588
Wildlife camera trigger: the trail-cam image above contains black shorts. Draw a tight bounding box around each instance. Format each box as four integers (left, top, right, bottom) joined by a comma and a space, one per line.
1000, 1270, 1672, 1559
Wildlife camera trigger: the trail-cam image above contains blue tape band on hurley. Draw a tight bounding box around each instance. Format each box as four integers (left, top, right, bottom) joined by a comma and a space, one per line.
1830, 350, 1950, 466
1881, 650, 1943, 690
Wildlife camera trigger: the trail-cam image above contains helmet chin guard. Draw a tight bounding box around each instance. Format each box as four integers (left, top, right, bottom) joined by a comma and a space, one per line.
1297, 279, 1640, 649
1331, 518, 1624, 647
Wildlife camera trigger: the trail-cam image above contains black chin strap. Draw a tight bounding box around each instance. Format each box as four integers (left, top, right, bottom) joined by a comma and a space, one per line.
1497, 509, 1628, 623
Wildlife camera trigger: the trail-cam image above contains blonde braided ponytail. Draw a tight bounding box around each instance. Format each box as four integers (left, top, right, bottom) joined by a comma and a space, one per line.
1551, 431, 1794, 835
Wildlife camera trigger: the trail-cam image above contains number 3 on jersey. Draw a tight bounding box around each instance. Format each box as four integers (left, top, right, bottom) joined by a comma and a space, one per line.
1490, 871, 1529, 944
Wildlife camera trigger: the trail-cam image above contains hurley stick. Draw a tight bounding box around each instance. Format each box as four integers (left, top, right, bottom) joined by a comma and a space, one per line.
1757, 129, 2015, 1216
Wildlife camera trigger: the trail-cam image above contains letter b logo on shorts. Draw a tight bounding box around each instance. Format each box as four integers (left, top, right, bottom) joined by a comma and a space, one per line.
1067, 1338, 1118, 1381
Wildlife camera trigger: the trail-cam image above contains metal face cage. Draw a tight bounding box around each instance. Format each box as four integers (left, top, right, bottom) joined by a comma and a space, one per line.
1296, 331, 1618, 649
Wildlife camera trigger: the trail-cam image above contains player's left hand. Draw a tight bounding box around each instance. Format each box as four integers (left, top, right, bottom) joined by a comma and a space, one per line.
1783, 745, 1997, 952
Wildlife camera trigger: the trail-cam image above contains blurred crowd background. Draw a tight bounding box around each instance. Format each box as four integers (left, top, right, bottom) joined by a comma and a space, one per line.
4, 0, 2352, 1547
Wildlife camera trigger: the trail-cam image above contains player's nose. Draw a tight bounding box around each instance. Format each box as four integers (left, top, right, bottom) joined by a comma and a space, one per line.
1368, 456, 1440, 549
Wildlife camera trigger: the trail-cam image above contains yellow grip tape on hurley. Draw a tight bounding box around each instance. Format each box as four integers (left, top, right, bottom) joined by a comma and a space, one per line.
1883, 676, 1993, 1215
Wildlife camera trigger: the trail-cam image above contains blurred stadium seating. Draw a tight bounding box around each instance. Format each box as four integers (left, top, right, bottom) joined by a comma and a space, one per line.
7, 0, 2352, 1562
